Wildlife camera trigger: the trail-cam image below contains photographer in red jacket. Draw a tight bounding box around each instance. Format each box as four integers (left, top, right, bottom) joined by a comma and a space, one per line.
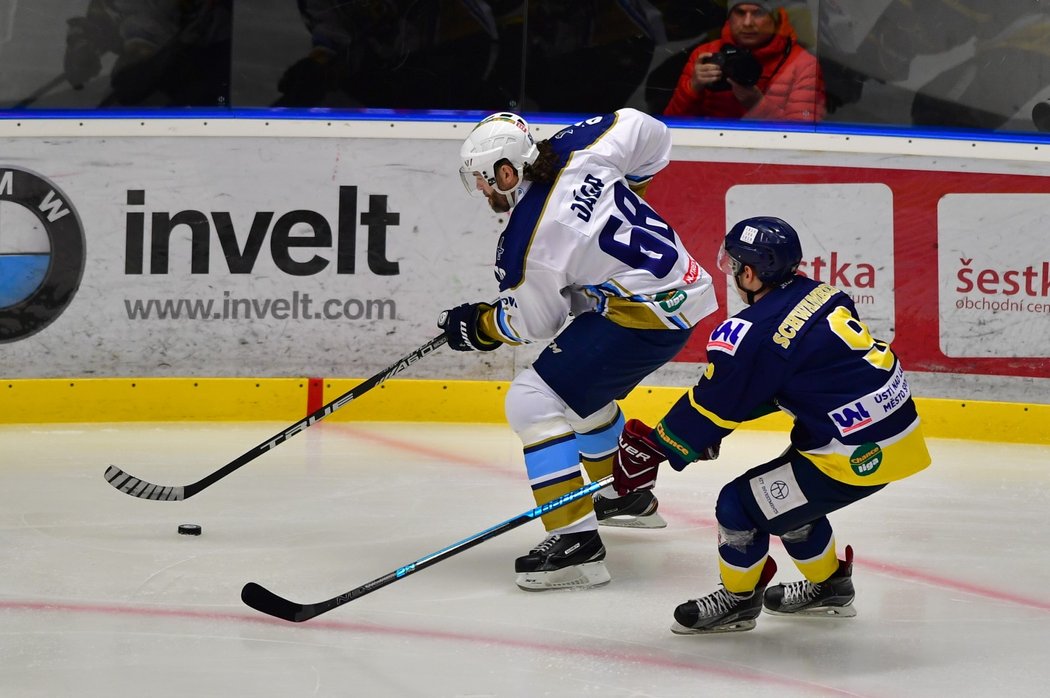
664, 1, 825, 122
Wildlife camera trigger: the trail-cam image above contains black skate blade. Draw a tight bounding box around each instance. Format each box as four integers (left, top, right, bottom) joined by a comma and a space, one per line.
515, 561, 611, 591
763, 603, 857, 618
670, 618, 758, 635
598, 512, 667, 529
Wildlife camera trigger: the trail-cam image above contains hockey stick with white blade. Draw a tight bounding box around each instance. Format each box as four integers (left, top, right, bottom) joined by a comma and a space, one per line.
241, 475, 615, 622
104, 333, 448, 501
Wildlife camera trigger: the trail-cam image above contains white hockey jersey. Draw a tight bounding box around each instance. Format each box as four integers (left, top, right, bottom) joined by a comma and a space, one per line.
482, 108, 716, 344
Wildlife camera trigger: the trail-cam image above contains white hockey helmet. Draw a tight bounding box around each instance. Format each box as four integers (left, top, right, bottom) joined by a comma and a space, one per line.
459, 112, 539, 208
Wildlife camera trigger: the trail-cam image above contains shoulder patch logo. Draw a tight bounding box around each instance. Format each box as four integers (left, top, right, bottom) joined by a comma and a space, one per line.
707, 318, 752, 355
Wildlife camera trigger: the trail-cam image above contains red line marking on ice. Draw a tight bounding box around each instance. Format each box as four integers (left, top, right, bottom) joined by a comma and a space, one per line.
328, 423, 721, 530
858, 558, 1050, 612
0, 599, 862, 696
326, 423, 509, 471
323, 425, 1049, 613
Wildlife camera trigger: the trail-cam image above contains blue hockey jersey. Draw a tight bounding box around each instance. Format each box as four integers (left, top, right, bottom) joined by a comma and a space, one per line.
655, 275, 931, 486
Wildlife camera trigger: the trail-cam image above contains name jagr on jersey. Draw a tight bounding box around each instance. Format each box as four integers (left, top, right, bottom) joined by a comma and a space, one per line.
569, 174, 606, 222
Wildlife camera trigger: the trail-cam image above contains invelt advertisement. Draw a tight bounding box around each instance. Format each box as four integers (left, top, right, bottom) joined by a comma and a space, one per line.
0, 137, 508, 378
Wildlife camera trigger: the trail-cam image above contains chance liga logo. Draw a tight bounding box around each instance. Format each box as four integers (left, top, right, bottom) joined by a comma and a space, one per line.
0, 167, 86, 343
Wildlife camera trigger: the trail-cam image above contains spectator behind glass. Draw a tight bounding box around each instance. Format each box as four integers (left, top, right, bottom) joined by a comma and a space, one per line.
62, 0, 231, 107
275, 0, 513, 110
664, 1, 824, 122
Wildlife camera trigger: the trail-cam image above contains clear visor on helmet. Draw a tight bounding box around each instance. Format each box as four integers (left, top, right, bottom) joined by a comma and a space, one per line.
460, 165, 522, 208
460, 167, 494, 197
716, 242, 743, 276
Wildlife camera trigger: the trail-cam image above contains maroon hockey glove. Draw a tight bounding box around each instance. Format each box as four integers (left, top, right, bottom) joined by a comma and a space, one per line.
613, 419, 667, 496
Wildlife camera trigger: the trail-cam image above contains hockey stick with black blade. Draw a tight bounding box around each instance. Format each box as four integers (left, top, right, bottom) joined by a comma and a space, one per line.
104, 333, 448, 501
241, 474, 615, 622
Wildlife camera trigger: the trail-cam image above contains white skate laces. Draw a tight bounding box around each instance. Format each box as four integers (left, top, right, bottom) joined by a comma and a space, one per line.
531, 534, 561, 554
693, 586, 752, 619
779, 579, 822, 605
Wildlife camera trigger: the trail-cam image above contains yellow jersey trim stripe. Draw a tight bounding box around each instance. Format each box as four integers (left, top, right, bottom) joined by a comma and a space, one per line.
688, 390, 742, 429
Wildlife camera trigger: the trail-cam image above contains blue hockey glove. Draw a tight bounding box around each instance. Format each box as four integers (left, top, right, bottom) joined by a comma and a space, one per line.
438, 302, 501, 352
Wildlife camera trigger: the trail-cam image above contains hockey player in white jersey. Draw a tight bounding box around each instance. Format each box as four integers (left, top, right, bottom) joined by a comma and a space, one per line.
439, 108, 717, 590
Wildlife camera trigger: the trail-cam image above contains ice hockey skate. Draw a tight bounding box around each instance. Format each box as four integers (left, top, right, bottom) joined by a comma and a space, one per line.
763, 545, 857, 617
671, 557, 778, 635
514, 530, 611, 591
593, 489, 667, 529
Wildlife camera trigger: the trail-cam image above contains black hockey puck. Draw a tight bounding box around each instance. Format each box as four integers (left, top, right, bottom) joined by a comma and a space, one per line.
177, 523, 202, 536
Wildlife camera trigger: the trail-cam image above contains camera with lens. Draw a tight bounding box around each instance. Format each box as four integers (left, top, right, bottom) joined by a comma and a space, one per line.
701, 44, 762, 91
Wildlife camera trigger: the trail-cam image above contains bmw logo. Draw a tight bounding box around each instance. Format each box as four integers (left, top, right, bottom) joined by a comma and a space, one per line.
0, 167, 86, 343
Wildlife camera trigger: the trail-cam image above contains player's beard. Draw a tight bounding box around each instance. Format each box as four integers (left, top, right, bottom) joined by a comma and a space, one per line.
486, 190, 511, 213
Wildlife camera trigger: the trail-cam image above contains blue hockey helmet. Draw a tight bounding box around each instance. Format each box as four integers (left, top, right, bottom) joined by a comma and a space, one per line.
718, 216, 803, 285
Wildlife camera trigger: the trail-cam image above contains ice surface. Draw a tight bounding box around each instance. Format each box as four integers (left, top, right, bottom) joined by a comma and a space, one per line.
2, 421, 1048, 697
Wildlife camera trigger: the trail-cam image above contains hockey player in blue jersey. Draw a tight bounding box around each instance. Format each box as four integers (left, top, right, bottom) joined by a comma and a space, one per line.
613, 216, 932, 633
439, 109, 717, 591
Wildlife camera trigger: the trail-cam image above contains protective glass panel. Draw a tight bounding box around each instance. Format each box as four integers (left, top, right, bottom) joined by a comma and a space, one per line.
0, 1, 1045, 135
